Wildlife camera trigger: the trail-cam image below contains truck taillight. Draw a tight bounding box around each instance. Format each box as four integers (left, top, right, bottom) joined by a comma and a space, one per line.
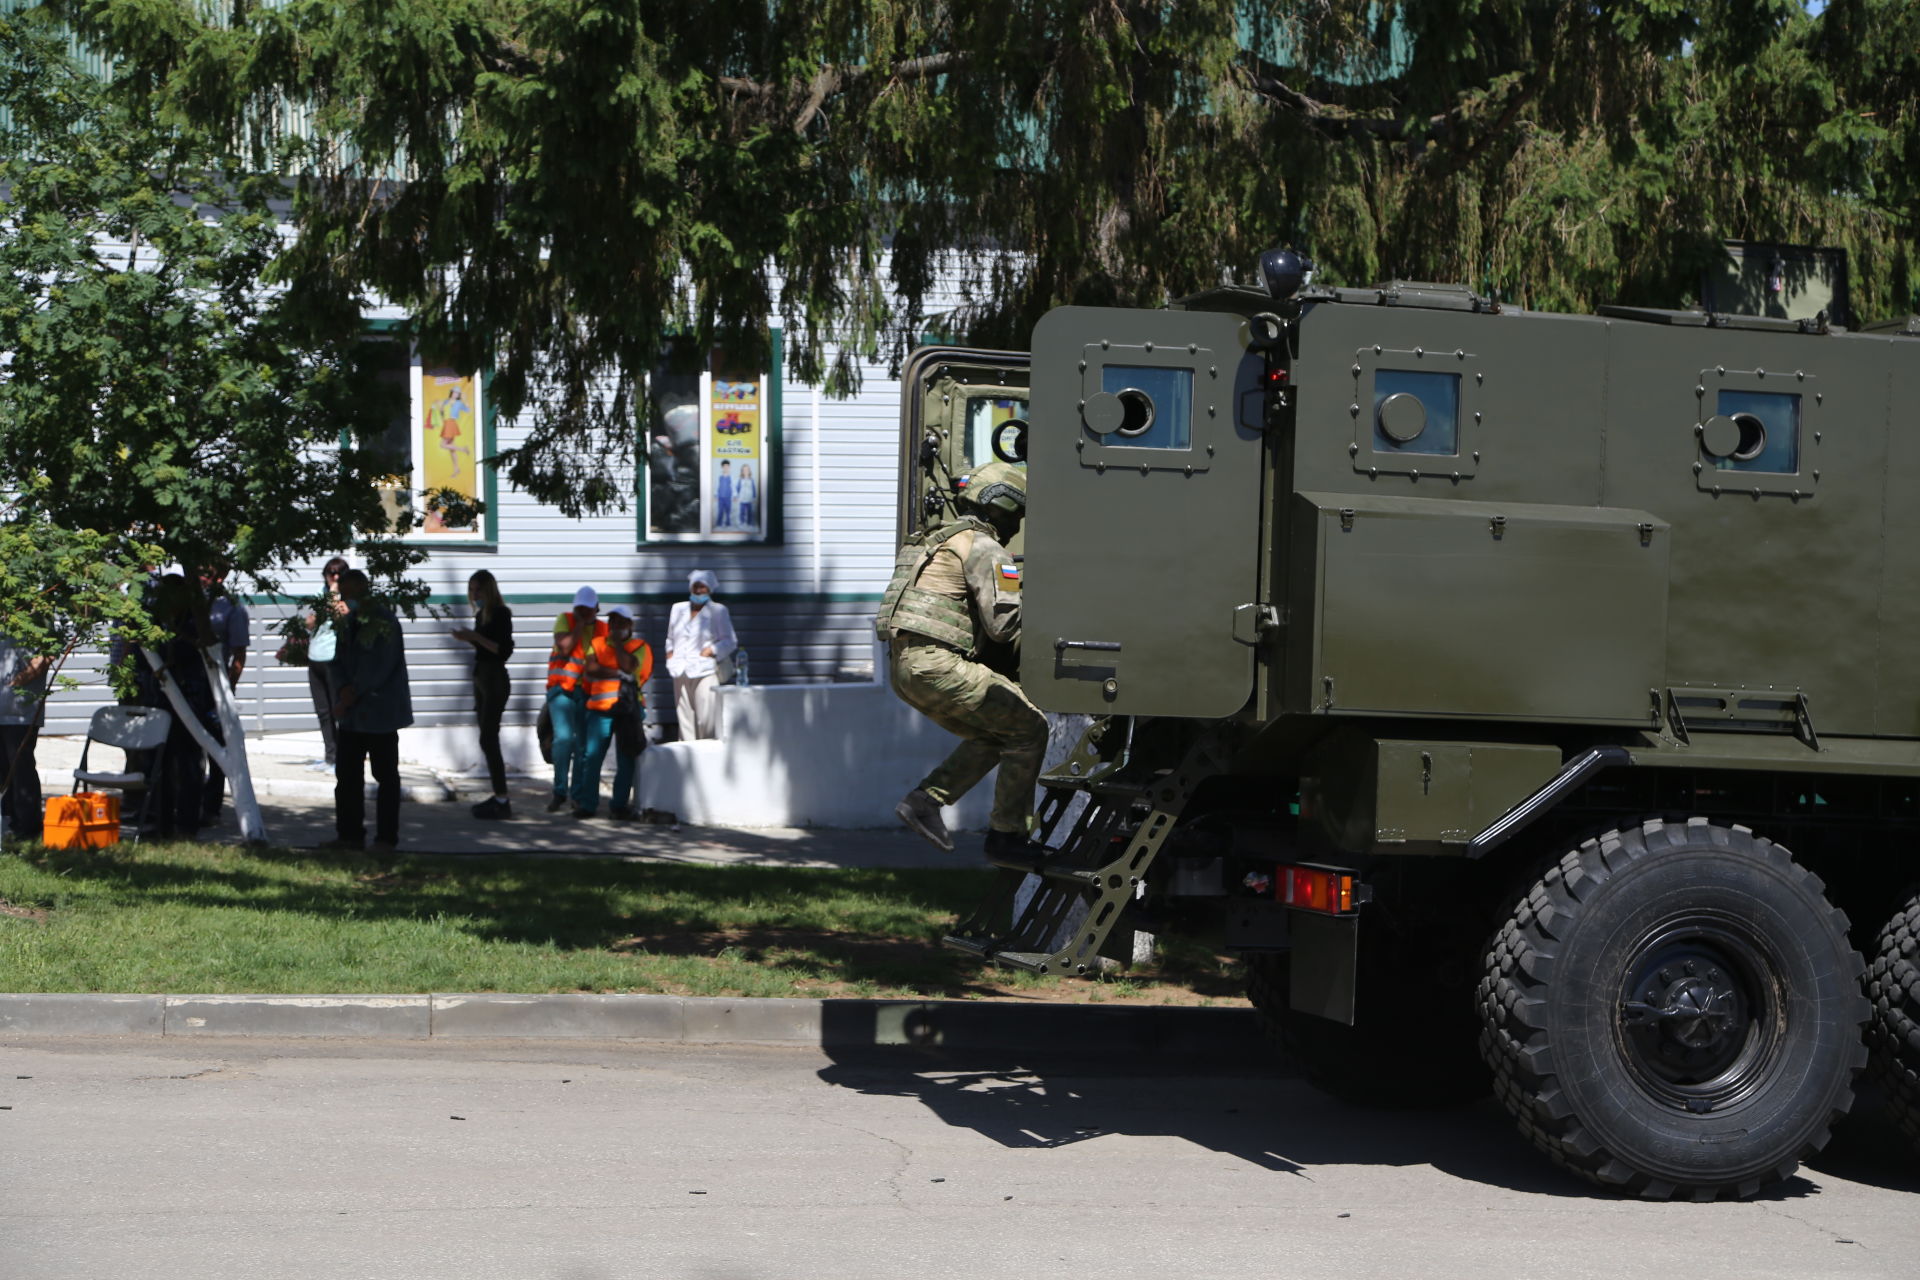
1262, 360, 1292, 429
1278, 864, 1361, 915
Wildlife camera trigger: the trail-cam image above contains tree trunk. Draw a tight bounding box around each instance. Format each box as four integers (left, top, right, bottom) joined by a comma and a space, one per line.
140, 646, 269, 844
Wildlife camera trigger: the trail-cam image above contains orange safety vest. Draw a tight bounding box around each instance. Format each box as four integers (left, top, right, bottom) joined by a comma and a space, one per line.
585, 636, 653, 712
547, 614, 608, 693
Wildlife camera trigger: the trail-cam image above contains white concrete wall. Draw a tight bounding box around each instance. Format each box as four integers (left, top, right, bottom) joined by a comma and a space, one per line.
388, 654, 994, 830
635, 683, 997, 830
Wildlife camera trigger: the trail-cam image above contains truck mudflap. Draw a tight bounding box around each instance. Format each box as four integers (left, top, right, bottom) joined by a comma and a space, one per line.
943, 726, 1232, 975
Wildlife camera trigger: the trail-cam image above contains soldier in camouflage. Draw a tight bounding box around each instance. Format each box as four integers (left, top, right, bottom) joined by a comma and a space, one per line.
876, 460, 1048, 858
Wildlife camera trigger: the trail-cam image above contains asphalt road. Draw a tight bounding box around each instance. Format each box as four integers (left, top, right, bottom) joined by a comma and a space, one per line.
2, 1037, 1915, 1280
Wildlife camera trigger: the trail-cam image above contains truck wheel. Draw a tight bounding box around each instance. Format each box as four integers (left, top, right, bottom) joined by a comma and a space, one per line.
1479, 819, 1868, 1199
1867, 892, 1920, 1152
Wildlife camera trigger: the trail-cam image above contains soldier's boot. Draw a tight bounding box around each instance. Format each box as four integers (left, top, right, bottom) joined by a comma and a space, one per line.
982, 828, 1047, 863
896, 788, 955, 852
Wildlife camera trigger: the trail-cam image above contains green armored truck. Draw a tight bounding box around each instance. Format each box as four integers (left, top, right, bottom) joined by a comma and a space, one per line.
894, 256, 1920, 1199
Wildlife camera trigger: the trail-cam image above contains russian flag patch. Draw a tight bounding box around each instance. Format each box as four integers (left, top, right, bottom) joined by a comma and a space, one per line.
998, 563, 1021, 581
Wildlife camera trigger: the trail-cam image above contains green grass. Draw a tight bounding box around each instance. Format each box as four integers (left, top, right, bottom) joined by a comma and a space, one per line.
0, 841, 1247, 1002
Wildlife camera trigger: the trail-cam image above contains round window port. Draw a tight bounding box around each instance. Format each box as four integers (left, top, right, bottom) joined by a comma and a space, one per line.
1376, 391, 1428, 443
1113, 388, 1156, 437
1701, 413, 1767, 461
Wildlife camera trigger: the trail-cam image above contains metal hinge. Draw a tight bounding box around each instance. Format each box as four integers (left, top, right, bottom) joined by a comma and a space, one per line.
1232, 603, 1284, 645
1339, 508, 1356, 532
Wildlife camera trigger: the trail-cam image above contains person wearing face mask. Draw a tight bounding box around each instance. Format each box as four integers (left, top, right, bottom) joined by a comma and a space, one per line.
875, 461, 1047, 860
321, 569, 414, 853
664, 570, 737, 740
451, 569, 516, 819
580, 603, 654, 819
546, 586, 607, 812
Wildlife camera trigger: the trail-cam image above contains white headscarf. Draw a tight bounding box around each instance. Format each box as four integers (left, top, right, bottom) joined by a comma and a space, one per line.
688, 569, 719, 595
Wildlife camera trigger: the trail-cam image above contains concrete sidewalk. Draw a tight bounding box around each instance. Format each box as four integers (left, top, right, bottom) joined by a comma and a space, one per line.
30, 732, 968, 868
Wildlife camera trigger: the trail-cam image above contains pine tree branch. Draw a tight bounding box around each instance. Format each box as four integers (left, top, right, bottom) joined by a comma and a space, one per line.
720, 51, 972, 134
1234, 62, 1446, 142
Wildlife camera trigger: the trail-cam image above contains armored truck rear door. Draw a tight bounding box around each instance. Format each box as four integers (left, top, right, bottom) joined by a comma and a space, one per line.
1023, 307, 1266, 718
895, 347, 1031, 546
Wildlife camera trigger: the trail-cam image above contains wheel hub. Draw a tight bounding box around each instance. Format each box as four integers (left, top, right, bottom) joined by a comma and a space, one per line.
1616, 925, 1780, 1110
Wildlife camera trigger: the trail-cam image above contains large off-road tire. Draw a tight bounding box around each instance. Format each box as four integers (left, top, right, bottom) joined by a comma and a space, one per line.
1245, 896, 1489, 1107
1479, 818, 1868, 1199
1866, 892, 1920, 1152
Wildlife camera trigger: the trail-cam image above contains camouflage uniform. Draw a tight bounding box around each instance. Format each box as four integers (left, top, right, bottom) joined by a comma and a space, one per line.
878, 515, 1047, 834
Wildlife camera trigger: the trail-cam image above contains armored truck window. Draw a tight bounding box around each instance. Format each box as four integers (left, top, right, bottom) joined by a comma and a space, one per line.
1099, 365, 1193, 450
1372, 369, 1460, 457
965, 396, 1030, 467
1705, 390, 1799, 474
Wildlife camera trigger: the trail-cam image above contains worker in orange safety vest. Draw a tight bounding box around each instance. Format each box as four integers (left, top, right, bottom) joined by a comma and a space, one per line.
547, 586, 607, 816
578, 602, 655, 820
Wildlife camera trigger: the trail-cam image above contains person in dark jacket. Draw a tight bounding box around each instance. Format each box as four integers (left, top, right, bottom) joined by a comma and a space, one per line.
323, 570, 414, 852
451, 569, 515, 819
148, 572, 218, 840
0, 632, 50, 844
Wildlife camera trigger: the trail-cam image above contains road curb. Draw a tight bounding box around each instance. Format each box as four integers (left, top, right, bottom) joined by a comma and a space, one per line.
0, 991, 1265, 1059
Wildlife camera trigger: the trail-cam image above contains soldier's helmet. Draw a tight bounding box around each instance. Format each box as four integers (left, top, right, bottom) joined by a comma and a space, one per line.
960, 461, 1027, 518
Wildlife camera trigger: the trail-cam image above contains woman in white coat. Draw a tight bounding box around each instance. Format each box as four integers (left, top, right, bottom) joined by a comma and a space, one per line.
665, 569, 737, 740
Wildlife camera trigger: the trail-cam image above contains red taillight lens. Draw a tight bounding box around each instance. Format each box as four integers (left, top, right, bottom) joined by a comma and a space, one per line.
1278, 865, 1356, 914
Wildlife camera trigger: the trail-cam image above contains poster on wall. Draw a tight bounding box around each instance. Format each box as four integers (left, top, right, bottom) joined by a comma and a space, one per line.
417, 367, 483, 536
709, 376, 763, 538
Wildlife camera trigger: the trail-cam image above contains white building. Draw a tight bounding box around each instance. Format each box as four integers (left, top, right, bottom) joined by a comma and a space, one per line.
44, 320, 1019, 829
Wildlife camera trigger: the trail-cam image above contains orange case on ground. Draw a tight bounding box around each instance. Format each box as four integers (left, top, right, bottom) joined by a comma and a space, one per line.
43, 792, 122, 850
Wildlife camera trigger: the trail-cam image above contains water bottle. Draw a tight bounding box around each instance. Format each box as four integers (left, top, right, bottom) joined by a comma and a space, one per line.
735, 648, 750, 687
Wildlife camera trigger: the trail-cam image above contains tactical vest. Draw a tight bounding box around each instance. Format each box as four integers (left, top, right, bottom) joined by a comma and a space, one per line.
873, 518, 992, 654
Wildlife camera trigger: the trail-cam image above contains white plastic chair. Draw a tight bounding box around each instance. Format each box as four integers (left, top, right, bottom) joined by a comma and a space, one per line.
72, 706, 174, 843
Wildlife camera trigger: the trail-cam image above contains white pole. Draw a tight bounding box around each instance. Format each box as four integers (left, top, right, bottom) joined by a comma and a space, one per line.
810, 384, 823, 594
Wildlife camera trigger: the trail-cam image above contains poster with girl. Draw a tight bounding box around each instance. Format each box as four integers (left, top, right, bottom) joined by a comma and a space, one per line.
420, 369, 481, 534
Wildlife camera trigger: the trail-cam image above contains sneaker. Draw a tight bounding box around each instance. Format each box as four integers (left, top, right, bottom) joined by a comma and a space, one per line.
895, 788, 954, 852
471, 797, 513, 820
607, 805, 637, 821
308, 760, 335, 774
545, 794, 568, 813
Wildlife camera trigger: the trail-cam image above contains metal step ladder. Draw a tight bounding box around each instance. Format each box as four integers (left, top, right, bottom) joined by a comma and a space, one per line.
943, 719, 1228, 976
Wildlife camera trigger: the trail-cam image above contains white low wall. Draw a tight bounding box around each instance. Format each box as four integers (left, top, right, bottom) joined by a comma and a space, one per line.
634, 682, 997, 830
287, 655, 1088, 830
371, 665, 1026, 831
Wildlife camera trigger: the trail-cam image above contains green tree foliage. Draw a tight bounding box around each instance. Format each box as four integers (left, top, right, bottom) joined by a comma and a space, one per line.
0, 507, 163, 698
1, 12, 479, 842
0, 11, 439, 598
44, 0, 1920, 513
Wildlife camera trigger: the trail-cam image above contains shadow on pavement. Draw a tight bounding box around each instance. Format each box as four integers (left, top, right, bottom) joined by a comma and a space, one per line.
225, 789, 960, 868
812, 1019, 1896, 1201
